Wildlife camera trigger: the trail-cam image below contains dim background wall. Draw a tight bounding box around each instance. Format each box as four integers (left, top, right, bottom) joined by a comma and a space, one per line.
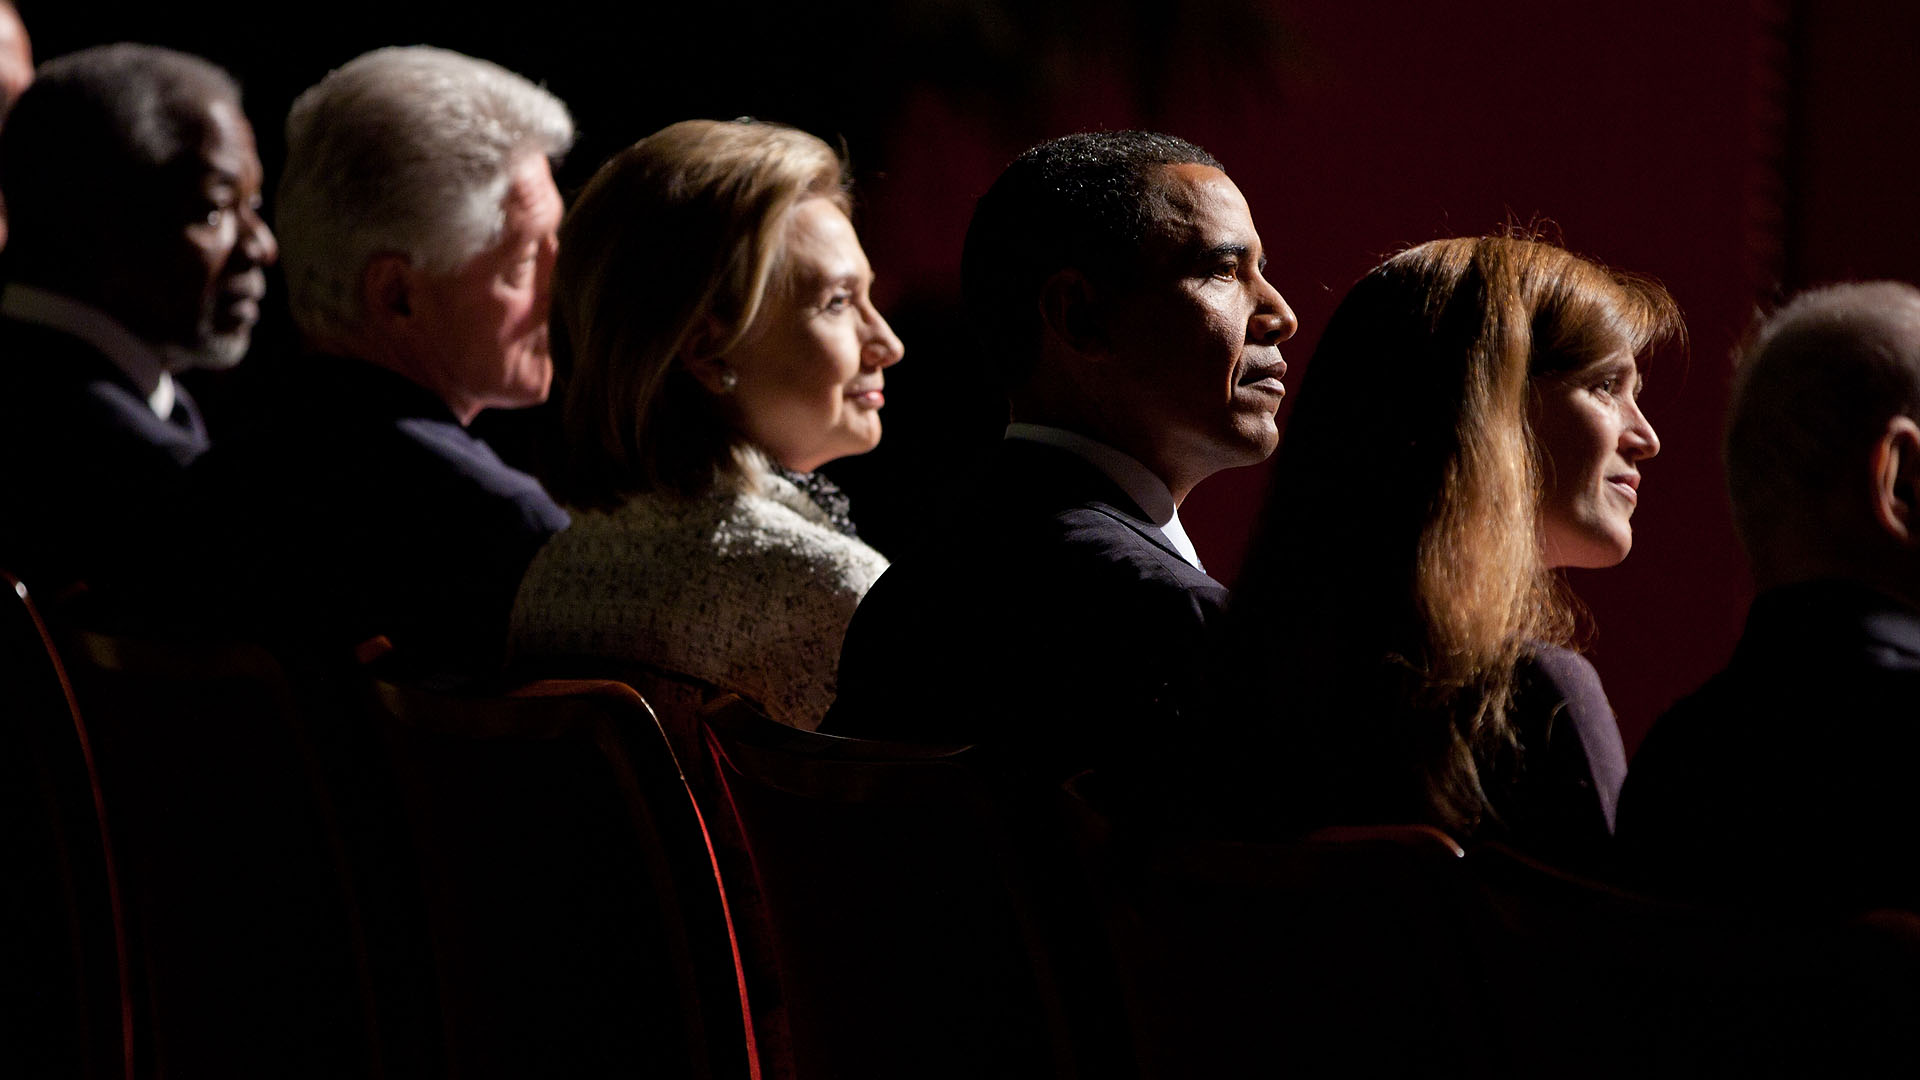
18, 0, 1918, 750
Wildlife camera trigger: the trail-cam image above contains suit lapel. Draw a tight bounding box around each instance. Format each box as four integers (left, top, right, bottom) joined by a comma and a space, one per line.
995, 439, 1194, 566
1, 317, 210, 462
167, 382, 210, 444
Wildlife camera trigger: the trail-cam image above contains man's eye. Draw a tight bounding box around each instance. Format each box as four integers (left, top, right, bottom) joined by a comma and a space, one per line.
1211, 262, 1239, 281
203, 206, 231, 227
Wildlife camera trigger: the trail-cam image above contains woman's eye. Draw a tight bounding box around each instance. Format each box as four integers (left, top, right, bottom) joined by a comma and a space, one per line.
823, 292, 853, 313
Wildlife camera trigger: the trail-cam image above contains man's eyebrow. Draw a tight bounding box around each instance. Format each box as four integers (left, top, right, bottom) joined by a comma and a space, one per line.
1199, 242, 1251, 261
1185, 242, 1265, 273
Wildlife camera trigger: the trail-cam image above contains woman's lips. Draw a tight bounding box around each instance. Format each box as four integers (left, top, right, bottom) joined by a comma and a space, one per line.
1608, 474, 1640, 505
847, 387, 885, 408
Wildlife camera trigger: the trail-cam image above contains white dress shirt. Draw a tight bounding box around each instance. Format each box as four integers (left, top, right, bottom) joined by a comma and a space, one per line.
1004, 422, 1206, 572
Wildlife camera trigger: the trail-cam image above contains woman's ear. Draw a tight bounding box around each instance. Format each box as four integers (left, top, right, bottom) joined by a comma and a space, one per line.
1038, 268, 1107, 356
680, 315, 736, 394
1871, 415, 1920, 545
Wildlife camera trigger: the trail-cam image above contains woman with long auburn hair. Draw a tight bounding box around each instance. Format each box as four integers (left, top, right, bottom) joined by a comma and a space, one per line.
1229, 234, 1680, 870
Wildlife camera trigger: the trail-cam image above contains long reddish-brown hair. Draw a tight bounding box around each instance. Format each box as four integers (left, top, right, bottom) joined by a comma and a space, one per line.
1236, 235, 1681, 834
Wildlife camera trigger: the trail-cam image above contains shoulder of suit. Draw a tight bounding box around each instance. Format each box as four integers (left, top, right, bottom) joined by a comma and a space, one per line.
1052, 504, 1217, 583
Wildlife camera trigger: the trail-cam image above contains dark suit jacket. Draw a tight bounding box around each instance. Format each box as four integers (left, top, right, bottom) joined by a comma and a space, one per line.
1203, 635, 1627, 872
822, 438, 1227, 777
1617, 580, 1920, 915
1485, 645, 1628, 875
175, 354, 568, 681
0, 316, 208, 592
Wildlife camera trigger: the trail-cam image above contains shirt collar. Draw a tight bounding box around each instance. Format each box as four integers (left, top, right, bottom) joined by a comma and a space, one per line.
1004, 422, 1205, 571
2, 283, 176, 418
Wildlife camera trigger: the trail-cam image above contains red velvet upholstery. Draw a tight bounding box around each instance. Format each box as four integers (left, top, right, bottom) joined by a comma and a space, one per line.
52, 627, 387, 1077
0, 573, 132, 1079
1064, 771, 1920, 1077
362, 675, 754, 1079
700, 698, 1099, 1079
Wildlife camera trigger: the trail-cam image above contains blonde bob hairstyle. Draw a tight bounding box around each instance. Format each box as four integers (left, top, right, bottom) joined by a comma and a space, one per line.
550, 119, 849, 508
1236, 234, 1681, 835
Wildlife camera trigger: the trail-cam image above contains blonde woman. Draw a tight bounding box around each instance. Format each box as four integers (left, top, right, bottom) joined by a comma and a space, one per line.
511, 120, 904, 729
1231, 235, 1680, 871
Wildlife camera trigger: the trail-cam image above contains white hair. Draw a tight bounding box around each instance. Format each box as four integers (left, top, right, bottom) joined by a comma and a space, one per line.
276, 46, 574, 344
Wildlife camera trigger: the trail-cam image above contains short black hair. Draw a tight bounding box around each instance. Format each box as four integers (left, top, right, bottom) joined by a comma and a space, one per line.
0, 43, 240, 264
960, 130, 1222, 392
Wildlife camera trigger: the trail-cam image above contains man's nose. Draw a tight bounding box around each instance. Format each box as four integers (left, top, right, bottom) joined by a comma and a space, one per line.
241, 206, 278, 267
1250, 280, 1297, 346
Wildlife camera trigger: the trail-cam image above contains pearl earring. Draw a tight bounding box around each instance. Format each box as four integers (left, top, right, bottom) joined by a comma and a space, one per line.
718, 369, 739, 392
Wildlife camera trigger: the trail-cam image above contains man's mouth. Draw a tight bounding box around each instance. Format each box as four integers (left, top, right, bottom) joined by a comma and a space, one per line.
1238, 356, 1289, 395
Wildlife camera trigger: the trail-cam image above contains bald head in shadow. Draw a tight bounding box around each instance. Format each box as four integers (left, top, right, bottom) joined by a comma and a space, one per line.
1620, 281, 1920, 916
0, 43, 275, 591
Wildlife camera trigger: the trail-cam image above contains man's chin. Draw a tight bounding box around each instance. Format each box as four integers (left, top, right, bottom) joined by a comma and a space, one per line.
509, 353, 554, 406
1225, 420, 1281, 465
163, 331, 255, 372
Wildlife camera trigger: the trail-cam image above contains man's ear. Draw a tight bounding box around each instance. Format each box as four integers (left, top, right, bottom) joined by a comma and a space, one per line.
679, 315, 736, 394
362, 253, 413, 334
1038, 268, 1107, 355
1871, 415, 1920, 545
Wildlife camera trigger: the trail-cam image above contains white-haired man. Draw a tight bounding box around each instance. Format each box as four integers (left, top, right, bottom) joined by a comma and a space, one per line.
0, 43, 276, 591
180, 46, 572, 676
1618, 281, 1920, 917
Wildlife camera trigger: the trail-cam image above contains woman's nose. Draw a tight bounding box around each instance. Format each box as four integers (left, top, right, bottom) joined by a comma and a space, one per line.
864, 308, 905, 369
1623, 399, 1661, 461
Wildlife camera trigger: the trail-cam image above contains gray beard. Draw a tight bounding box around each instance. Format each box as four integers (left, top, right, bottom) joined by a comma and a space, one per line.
163, 329, 252, 372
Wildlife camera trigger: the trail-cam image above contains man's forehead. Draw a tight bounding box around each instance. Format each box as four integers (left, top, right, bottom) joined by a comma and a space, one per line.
1138, 163, 1252, 253
504, 155, 560, 215
1148, 162, 1224, 210
187, 98, 257, 172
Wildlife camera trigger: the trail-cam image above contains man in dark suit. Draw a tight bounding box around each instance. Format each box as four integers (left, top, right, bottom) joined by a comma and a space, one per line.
824, 131, 1297, 774
178, 47, 572, 679
1618, 281, 1920, 916
0, 44, 275, 592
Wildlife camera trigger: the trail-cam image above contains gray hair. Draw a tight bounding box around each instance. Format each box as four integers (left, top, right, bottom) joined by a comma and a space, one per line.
1726, 281, 1920, 557
0, 42, 239, 262
277, 46, 574, 344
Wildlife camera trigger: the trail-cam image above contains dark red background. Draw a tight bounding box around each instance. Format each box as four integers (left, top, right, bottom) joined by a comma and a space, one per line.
23, 0, 1920, 749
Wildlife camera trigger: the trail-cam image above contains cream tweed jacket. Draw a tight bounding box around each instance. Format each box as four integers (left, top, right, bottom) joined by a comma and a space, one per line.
510, 469, 888, 729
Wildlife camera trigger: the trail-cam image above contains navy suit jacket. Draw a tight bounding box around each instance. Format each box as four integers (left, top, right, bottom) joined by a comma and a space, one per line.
0, 315, 207, 591
1486, 645, 1629, 875
1617, 580, 1920, 915
176, 354, 568, 680
823, 438, 1227, 777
